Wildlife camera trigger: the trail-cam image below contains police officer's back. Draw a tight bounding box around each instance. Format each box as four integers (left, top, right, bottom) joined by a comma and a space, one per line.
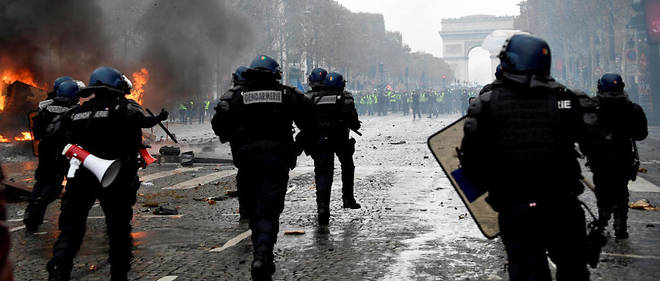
460, 34, 596, 281
307, 72, 361, 230
211, 55, 312, 281
47, 67, 166, 281
588, 73, 647, 239
24, 78, 82, 232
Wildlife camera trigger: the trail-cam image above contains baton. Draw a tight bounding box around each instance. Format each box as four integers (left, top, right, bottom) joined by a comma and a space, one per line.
146, 108, 178, 143
351, 128, 363, 136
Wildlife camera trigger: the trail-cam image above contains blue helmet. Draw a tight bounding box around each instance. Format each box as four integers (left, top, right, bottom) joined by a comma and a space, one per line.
308, 68, 328, 87
323, 72, 346, 89
495, 64, 503, 80
232, 66, 249, 85
88, 67, 132, 95
53, 76, 73, 92
598, 73, 625, 92
55, 80, 84, 98
499, 34, 552, 76
249, 55, 281, 79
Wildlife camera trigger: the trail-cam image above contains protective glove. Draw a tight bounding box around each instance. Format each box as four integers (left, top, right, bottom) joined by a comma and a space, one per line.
156, 108, 169, 121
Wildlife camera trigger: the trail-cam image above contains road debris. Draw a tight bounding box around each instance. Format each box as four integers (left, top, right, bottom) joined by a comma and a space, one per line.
629, 199, 658, 211
153, 206, 178, 215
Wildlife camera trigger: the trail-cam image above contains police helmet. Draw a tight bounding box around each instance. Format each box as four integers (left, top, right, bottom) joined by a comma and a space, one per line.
56, 80, 85, 98
498, 34, 552, 76
323, 72, 346, 89
232, 66, 249, 85
308, 68, 328, 87
597, 73, 625, 92
53, 76, 73, 92
249, 55, 281, 79
495, 64, 503, 80
87, 67, 133, 95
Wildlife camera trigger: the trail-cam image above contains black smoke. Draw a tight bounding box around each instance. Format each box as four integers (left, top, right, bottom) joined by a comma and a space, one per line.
137, 0, 253, 108
0, 0, 110, 85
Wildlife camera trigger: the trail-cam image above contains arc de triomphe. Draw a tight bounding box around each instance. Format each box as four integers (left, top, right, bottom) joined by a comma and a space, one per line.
439, 15, 516, 83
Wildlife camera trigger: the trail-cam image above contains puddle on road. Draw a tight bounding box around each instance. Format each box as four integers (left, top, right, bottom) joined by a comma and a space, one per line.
383, 169, 502, 280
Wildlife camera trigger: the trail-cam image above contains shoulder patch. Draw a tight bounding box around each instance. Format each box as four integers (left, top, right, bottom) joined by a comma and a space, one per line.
221, 90, 236, 100
242, 90, 283, 104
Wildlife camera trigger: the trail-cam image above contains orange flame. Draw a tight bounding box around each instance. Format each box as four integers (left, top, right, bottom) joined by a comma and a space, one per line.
0, 94, 5, 112
128, 68, 149, 105
14, 131, 33, 141
1, 69, 40, 88
0, 135, 10, 143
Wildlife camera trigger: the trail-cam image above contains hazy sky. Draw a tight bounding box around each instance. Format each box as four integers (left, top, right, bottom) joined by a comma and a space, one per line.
335, 0, 522, 84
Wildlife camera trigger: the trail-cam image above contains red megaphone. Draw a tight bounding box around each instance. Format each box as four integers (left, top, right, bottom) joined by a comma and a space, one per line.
139, 146, 157, 166
62, 144, 121, 188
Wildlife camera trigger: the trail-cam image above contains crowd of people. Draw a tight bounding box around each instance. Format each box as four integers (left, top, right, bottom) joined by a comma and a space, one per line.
353, 87, 480, 118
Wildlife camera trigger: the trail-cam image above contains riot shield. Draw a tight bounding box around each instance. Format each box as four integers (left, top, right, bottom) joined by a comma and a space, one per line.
427, 116, 499, 239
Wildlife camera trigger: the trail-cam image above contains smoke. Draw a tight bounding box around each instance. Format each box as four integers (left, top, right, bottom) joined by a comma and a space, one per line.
0, 0, 253, 107
137, 0, 253, 108
0, 0, 110, 85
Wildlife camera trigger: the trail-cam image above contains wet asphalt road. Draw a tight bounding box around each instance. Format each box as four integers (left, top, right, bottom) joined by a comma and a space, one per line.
6, 113, 660, 280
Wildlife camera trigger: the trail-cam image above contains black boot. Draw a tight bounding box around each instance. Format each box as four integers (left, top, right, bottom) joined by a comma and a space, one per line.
24, 201, 46, 233
342, 199, 361, 209
47, 260, 71, 281
251, 252, 275, 281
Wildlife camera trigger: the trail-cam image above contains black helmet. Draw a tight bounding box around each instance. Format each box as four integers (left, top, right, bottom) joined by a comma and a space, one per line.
55, 80, 85, 99
249, 55, 281, 80
53, 76, 73, 92
495, 64, 503, 80
323, 72, 346, 89
499, 34, 552, 76
232, 66, 249, 85
308, 68, 328, 87
597, 73, 625, 92
87, 67, 132, 95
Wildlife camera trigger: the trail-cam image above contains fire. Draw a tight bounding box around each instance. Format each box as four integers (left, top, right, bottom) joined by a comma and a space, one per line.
128, 68, 149, 105
1, 68, 40, 88
14, 131, 33, 141
0, 135, 9, 143
1, 67, 43, 112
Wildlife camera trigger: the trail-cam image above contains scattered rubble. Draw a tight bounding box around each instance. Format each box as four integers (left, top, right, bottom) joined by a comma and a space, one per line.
629, 199, 658, 211
153, 206, 178, 215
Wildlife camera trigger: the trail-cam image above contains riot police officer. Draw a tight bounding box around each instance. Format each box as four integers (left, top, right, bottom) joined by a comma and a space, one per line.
588, 73, 647, 239
47, 67, 167, 281
211, 55, 313, 281
306, 72, 361, 231
24, 78, 82, 233
460, 34, 597, 281
306, 67, 328, 98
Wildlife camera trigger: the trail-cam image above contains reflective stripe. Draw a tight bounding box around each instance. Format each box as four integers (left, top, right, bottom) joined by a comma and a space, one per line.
72, 112, 92, 120
315, 95, 339, 105
46, 105, 70, 113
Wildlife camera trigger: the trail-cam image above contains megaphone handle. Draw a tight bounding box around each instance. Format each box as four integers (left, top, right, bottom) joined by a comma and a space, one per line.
68, 158, 81, 178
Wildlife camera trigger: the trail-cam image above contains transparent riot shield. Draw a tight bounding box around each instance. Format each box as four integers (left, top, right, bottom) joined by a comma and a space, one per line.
427, 116, 499, 239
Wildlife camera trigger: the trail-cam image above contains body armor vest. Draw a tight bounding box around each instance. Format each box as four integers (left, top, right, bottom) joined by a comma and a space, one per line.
230, 85, 296, 151
312, 89, 349, 140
